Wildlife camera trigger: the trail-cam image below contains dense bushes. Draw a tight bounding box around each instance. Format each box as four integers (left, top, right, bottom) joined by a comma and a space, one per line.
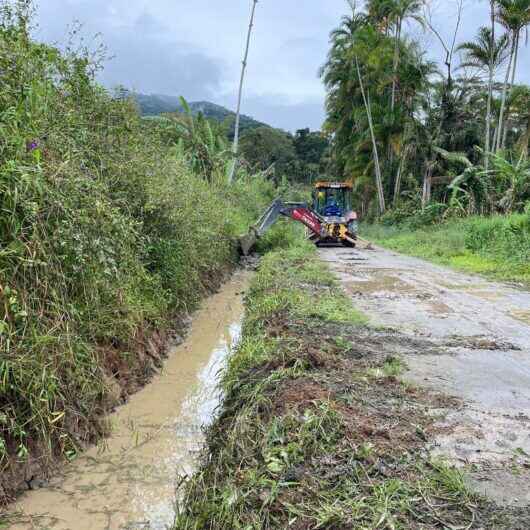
0, 3, 274, 497
464, 212, 530, 264
379, 202, 448, 229
362, 209, 530, 285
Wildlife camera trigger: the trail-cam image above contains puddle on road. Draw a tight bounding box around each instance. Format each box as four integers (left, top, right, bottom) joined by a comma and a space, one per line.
8, 271, 250, 530
439, 282, 491, 292
426, 300, 454, 316
511, 310, 530, 326
344, 273, 419, 296
466, 290, 504, 302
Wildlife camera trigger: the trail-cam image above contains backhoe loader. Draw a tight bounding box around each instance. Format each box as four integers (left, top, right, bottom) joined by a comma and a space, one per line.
240, 181, 358, 255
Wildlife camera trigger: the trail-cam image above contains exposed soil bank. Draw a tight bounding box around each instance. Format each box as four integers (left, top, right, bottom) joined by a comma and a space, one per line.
3, 271, 250, 530
177, 245, 527, 529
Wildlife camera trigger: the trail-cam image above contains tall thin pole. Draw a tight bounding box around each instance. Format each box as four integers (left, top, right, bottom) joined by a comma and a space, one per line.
355, 57, 385, 214
484, 0, 495, 170
228, 0, 258, 184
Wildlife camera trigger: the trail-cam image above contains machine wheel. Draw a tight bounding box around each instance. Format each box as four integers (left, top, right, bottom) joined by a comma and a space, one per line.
342, 239, 356, 248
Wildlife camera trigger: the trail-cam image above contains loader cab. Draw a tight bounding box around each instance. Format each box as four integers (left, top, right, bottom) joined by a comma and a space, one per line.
312, 182, 353, 219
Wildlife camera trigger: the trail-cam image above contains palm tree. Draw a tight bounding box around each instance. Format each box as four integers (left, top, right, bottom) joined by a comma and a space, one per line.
322, 15, 388, 213
457, 26, 509, 164
389, 0, 424, 111
495, 0, 530, 152
486, 0, 497, 169
366, 0, 396, 34
355, 56, 386, 213
320, 13, 367, 160
323, 9, 436, 213
327, 13, 367, 52
393, 42, 437, 203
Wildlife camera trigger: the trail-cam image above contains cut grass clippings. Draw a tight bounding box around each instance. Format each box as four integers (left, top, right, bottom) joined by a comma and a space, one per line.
175, 242, 516, 529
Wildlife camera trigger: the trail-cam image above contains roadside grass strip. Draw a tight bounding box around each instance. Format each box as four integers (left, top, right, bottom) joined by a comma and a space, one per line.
362, 216, 530, 288
175, 243, 520, 529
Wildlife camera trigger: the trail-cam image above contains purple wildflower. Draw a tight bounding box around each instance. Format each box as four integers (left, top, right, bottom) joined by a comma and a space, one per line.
27, 140, 39, 152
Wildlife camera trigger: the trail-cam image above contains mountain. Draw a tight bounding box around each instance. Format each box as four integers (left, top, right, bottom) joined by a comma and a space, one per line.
134, 94, 268, 137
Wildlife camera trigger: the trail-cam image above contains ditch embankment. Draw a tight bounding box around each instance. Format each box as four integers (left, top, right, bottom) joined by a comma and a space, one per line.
176, 243, 530, 529
4, 271, 250, 530
0, 170, 274, 506
1, 7, 280, 506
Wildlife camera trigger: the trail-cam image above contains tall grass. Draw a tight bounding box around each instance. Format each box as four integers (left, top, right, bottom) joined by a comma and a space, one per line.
0, 2, 275, 496
362, 212, 530, 285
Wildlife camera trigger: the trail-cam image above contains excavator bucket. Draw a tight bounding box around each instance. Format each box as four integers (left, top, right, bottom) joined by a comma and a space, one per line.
239, 229, 258, 256
239, 200, 285, 255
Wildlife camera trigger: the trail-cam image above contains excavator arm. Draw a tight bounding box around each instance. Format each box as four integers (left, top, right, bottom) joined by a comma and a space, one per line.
239, 199, 325, 255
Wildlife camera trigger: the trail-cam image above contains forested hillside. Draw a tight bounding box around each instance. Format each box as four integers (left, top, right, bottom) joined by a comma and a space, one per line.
239, 127, 330, 184
136, 94, 330, 184
135, 94, 266, 138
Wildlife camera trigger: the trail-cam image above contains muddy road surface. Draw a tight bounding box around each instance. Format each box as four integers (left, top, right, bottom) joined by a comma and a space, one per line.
6, 272, 250, 530
321, 245, 530, 507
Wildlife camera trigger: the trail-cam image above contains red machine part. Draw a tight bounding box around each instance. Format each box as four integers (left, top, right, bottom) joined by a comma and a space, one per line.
290, 207, 323, 237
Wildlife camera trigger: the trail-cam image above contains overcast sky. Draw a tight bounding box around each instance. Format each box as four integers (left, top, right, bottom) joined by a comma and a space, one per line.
36, 1, 529, 132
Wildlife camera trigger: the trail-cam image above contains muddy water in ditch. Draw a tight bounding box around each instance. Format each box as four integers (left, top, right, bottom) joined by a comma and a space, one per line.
9, 272, 250, 530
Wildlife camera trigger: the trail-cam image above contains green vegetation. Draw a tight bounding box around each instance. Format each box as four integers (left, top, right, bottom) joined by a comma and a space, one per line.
362, 211, 530, 285
0, 2, 276, 500
321, 0, 529, 279
239, 127, 297, 181
175, 244, 513, 529
134, 95, 331, 185
321, 0, 529, 220
240, 127, 330, 184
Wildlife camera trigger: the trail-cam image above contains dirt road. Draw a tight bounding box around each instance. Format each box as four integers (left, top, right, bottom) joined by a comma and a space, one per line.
321, 245, 530, 507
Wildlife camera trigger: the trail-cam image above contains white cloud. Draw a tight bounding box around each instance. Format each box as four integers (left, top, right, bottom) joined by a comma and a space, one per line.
35, 0, 529, 131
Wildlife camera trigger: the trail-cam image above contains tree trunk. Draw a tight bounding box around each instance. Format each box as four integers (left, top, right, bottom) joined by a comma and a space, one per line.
485, 64, 494, 168
492, 125, 499, 155
393, 146, 408, 204
356, 57, 385, 214
502, 31, 520, 151
517, 113, 530, 160
391, 19, 402, 112
422, 163, 433, 208
484, 0, 495, 170
496, 35, 515, 153
228, 0, 258, 184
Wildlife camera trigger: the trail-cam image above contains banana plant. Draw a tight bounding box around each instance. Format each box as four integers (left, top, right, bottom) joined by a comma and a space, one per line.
437, 146, 529, 214
165, 97, 230, 183
490, 151, 530, 212
435, 147, 493, 214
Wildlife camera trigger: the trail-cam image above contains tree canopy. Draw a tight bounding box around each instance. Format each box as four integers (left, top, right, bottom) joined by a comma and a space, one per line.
320, 0, 530, 218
